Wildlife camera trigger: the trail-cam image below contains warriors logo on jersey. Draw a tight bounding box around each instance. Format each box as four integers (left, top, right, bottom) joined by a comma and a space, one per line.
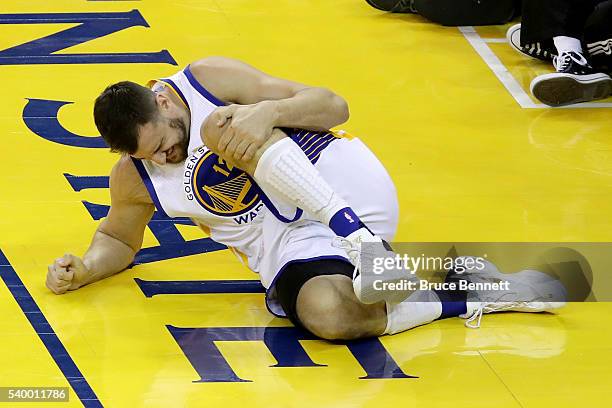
184, 146, 263, 217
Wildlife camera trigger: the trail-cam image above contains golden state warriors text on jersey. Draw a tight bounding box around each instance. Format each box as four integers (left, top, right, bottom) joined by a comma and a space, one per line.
184, 146, 265, 225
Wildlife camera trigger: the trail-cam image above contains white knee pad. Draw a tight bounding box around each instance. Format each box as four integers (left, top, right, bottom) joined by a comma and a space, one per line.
254, 137, 347, 223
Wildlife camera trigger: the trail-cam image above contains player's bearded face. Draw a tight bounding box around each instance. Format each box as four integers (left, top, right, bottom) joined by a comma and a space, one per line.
167, 117, 189, 163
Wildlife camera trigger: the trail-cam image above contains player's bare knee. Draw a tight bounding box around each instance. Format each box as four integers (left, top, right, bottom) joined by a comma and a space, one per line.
296, 276, 361, 340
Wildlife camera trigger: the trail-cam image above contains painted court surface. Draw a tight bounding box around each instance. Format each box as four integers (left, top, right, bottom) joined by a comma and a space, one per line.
1, 1, 611, 407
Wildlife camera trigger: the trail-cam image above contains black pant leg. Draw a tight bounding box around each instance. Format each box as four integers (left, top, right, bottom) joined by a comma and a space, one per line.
513, 0, 523, 18
585, 0, 612, 71
521, 0, 602, 44
412, 0, 516, 26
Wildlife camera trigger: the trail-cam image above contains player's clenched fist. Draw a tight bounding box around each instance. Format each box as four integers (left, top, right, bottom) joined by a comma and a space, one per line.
46, 253, 87, 295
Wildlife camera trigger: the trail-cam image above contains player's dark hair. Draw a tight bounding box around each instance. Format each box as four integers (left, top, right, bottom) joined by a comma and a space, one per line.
93, 81, 159, 154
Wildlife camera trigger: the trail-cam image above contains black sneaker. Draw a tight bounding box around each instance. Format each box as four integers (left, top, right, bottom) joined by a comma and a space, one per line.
365, 0, 416, 13
506, 23, 557, 62
530, 51, 612, 106
553, 51, 596, 74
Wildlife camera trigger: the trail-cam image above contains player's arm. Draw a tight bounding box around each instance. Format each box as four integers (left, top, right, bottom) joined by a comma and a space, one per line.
191, 56, 349, 162
191, 56, 349, 130
46, 157, 155, 294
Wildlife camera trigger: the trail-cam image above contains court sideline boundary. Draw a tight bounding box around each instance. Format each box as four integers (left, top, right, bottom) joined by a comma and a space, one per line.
0, 249, 102, 408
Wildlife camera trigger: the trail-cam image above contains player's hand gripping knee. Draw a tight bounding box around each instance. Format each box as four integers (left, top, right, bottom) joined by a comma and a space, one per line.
46, 253, 88, 295
214, 102, 276, 163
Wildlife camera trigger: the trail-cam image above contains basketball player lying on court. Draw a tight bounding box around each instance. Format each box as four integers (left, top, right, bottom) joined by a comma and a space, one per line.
45, 57, 565, 339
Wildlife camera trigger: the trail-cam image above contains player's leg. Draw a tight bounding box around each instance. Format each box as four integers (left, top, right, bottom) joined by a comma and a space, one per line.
203, 121, 373, 243
202, 119, 412, 303
275, 260, 386, 340
249, 131, 414, 304
259, 208, 455, 341
262, 212, 565, 340
280, 257, 567, 340
274, 258, 458, 340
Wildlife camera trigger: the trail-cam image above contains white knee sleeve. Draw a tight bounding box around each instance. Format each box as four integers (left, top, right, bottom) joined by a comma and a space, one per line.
253, 137, 347, 223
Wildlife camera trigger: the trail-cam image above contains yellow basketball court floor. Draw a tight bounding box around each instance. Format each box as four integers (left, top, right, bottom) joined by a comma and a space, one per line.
1, 1, 611, 407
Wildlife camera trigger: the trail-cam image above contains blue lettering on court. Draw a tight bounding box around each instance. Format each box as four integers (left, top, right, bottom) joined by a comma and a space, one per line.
0, 10, 176, 65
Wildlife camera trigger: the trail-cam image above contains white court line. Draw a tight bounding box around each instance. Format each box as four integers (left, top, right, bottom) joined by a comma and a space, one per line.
459, 26, 612, 109
483, 38, 507, 43
459, 26, 536, 108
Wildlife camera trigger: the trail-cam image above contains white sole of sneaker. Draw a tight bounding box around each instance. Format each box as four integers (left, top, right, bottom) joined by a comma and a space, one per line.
506, 23, 555, 61
506, 23, 525, 56
530, 72, 612, 106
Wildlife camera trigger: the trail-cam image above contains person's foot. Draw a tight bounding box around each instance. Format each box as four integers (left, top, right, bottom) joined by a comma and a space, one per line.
554, 51, 597, 75
506, 23, 556, 62
447, 257, 566, 328
365, 0, 416, 13
530, 51, 612, 106
335, 229, 413, 304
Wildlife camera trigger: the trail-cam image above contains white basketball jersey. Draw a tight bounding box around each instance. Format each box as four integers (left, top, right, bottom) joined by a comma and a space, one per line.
132, 66, 340, 272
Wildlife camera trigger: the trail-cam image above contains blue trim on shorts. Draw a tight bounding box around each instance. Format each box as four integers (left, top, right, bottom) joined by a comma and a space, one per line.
259, 191, 303, 224
131, 158, 169, 218
183, 65, 225, 106
0, 250, 102, 407
265, 254, 351, 318
288, 130, 338, 164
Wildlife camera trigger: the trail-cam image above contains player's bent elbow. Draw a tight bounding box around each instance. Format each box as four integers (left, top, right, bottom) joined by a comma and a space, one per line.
200, 115, 222, 153
333, 94, 350, 125
319, 88, 349, 127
